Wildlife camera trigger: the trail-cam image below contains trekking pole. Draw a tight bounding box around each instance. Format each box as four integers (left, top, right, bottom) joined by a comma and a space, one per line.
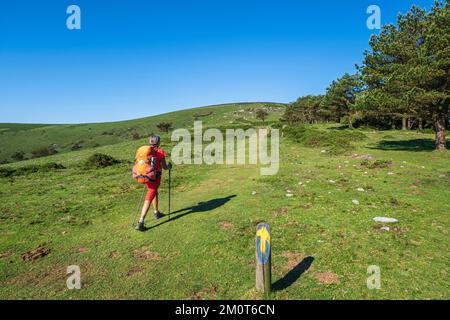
168, 167, 171, 220
132, 185, 147, 227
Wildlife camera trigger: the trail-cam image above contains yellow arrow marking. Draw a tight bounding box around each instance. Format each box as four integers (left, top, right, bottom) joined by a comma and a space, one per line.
256, 226, 270, 254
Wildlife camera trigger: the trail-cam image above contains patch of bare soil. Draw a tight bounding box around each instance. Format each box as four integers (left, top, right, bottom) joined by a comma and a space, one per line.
133, 247, 161, 261
314, 272, 340, 284
279, 252, 305, 272
77, 247, 89, 253
218, 221, 234, 230
273, 207, 289, 217
110, 251, 121, 259
21, 246, 50, 262
191, 286, 218, 300
127, 267, 144, 277
8, 266, 66, 286
0, 251, 12, 259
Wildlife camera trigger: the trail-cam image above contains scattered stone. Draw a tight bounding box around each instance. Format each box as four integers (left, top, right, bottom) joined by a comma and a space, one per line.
351, 154, 374, 160
298, 182, 303, 185
321, 150, 326, 153
373, 217, 398, 223
356, 188, 365, 192
328, 180, 336, 184
21, 246, 50, 262
251, 191, 257, 195
380, 226, 390, 231
286, 193, 294, 197
387, 172, 394, 175
352, 200, 360, 205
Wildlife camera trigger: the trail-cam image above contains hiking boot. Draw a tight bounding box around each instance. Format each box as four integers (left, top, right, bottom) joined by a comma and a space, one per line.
154, 211, 165, 219
135, 221, 145, 231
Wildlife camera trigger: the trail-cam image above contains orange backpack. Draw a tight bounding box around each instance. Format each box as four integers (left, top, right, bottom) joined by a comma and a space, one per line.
132, 146, 157, 184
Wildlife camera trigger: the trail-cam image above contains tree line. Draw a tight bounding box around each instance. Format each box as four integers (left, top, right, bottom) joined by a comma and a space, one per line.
282, 2, 449, 150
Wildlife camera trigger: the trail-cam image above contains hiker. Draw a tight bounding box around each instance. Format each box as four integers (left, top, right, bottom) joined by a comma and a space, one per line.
135, 135, 172, 231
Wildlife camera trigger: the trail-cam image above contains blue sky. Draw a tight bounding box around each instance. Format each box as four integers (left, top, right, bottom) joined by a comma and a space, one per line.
0, 0, 436, 123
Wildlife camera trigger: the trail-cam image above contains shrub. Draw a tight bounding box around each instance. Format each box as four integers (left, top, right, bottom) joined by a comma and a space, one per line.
0, 167, 15, 178
31, 146, 58, 159
256, 109, 269, 122
12, 151, 26, 161
156, 122, 173, 133
284, 124, 367, 154
85, 153, 120, 169
0, 162, 65, 178
360, 159, 392, 169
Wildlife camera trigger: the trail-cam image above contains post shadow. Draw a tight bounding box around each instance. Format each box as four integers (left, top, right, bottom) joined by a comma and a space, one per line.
272, 256, 314, 291
144, 194, 236, 231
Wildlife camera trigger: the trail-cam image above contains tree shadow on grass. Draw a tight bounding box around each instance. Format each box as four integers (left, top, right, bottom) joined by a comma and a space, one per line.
272, 256, 314, 292
369, 139, 449, 152
145, 195, 237, 231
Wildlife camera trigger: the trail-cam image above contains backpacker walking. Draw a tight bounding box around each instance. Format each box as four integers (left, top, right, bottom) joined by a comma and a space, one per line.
132, 135, 172, 231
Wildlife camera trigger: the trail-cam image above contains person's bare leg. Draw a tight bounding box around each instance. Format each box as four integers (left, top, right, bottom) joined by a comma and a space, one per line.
151, 194, 158, 213
140, 200, 151, 221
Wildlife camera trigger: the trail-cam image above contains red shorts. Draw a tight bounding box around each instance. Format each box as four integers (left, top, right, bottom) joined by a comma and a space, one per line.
145, 176, 161, 202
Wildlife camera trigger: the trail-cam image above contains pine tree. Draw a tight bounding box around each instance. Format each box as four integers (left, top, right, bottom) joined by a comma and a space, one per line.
358, 2, 449, 150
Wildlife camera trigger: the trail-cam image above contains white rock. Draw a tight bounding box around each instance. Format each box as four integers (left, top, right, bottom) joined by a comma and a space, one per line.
356, 188, 365, 192
380, 226, 390, 231
286, 193, 294, 197
387, 172, 394, 175
251, 191, 257, 195
373, 217, 398, 223
321, 150, 326, 153
352, 200, 360, 205
329, 180, 336, 184
298, 182, 303, 185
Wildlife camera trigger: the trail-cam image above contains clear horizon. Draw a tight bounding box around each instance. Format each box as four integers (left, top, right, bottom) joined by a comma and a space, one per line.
0, 0, 436, 124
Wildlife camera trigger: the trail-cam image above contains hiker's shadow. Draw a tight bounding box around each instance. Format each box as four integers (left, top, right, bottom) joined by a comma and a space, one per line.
145, 195, 237, 231
272, 256, 314, 291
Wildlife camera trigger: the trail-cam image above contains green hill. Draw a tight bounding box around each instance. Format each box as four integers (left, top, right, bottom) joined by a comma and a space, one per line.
0, 103, 449, 300
0, 102, 286, 164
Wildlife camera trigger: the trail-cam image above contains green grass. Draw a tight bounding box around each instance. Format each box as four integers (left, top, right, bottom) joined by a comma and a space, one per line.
0, 102, 285, 164
0, 106, 449, 299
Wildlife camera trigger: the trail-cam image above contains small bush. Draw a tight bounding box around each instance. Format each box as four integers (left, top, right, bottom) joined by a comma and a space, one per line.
0, 162, 65, 178
156, 122, 173, 133
360, 159, 392, 169
85, 153, 120, 169
12, 151, 26, 161
0, 167, 15, 178
31, 146, 58, 159
284, 125, 367, 154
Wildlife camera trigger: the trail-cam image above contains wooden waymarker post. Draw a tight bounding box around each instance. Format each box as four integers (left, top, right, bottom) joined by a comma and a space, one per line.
255, 223, 271, 294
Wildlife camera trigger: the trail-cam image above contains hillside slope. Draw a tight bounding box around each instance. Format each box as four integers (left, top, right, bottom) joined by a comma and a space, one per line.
0, 102, 286, 164
0, 110, 449, 299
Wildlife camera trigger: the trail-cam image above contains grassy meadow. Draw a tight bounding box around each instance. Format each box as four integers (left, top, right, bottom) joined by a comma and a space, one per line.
0, 104, 449, 299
